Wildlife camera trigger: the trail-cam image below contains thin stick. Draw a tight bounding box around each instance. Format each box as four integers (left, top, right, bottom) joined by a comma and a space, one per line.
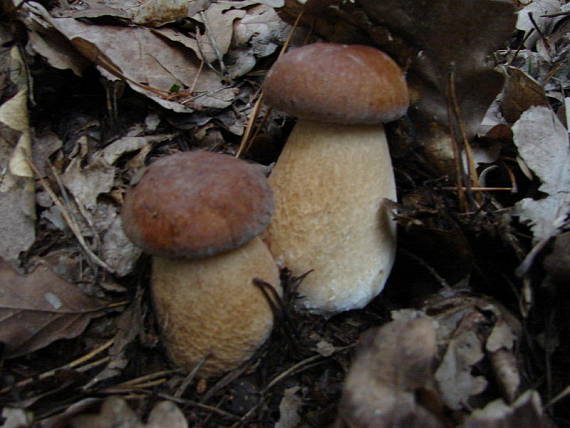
0, 339, 114, 394
235, 6, 306, 158
26, 158, 114, 273
157, 393, 241, 420
441, 186, 513, 191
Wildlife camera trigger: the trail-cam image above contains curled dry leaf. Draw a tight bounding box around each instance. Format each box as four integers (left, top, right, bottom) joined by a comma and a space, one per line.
336, 318, 445, 428
501, 67, 550, 124
0, 259, 104, 358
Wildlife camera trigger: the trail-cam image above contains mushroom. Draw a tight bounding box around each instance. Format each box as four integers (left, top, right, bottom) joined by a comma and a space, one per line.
262, 43, 409, 314
121, 151, 281, 376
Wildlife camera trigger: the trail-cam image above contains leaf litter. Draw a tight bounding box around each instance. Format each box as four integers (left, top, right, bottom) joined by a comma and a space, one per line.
0, 0, 569, 427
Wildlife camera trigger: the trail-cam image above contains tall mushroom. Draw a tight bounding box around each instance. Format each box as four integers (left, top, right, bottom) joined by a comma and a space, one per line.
121, 151, 281, 376
262, 43, 409, 314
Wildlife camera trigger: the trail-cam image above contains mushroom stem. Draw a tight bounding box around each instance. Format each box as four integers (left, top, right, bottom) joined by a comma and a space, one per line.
152, 237, 281, 377
266, 120, 397, 314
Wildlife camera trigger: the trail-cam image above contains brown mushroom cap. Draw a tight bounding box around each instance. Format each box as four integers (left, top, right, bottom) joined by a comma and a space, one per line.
121, 151, 274, 259
262, 43, 409, 125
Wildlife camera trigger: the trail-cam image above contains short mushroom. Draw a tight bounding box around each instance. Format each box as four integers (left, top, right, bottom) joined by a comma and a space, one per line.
121, 150, 280, 376
262, 43, 409, 314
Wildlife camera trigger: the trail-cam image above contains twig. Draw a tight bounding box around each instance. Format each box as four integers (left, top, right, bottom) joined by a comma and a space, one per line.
528, 12, 551, 52
546, 384, 570, 408
26, 158, 115, 273
157, 393, 241, 420
446, 67, 468, 212
236, 92, 265, 158
441, 186, 513, 191
399, 248, 451, 289
174, 358, 207, 398
0, 339, 114, 394
447, 65, 480, 209
235, 5, 306, 158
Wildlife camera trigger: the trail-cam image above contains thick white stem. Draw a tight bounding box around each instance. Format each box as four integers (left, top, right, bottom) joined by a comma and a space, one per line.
152, 237, 280, 377
266, 120, 397, 314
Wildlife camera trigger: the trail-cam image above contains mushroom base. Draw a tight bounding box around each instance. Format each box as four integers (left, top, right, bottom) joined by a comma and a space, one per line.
151, 237, 281, 377
267, 120, 397, 314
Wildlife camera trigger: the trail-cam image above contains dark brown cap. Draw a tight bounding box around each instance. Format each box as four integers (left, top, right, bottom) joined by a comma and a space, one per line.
263, 43, 409, 125
121, 151, 274, 258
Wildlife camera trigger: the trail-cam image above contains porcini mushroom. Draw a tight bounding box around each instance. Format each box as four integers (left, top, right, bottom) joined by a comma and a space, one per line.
262, 43, 409, 314
121, 151, 280, 376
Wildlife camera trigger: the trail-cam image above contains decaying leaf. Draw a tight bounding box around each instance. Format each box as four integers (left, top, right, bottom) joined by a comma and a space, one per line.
131, 0, 190, 26
513, 106, 569, 243
101, 216, 142, 277
0, 259, 104, 358
20, 1, 290, 114
61, 157, 115, 210
435, 326, 487, 410
71, 396, 187, 428
422, 295, 522, 409
227, 4, 291, 78
336, 318, 444, 428
99, 133, 176, 165
501, 67, 550, 123
0, 44, 36, 265
22, 2, 236, 112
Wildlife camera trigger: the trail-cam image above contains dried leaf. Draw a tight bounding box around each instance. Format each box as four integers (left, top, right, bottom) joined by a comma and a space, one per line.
0, 46, 36, 264
435, 329, 487, 410
227, 4, 290, 78
99, 134, 175, 165
501, 67, 550, 123
337, 318, 444, 428
22, 2, 235, 112
423, 295, 522, 409
61, 157, 115, 210
131, 0, 190, 26
191, 3, 246, 64
513, 106, 570, 243
0, 259, 104, 358
101, 216, 142, 277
